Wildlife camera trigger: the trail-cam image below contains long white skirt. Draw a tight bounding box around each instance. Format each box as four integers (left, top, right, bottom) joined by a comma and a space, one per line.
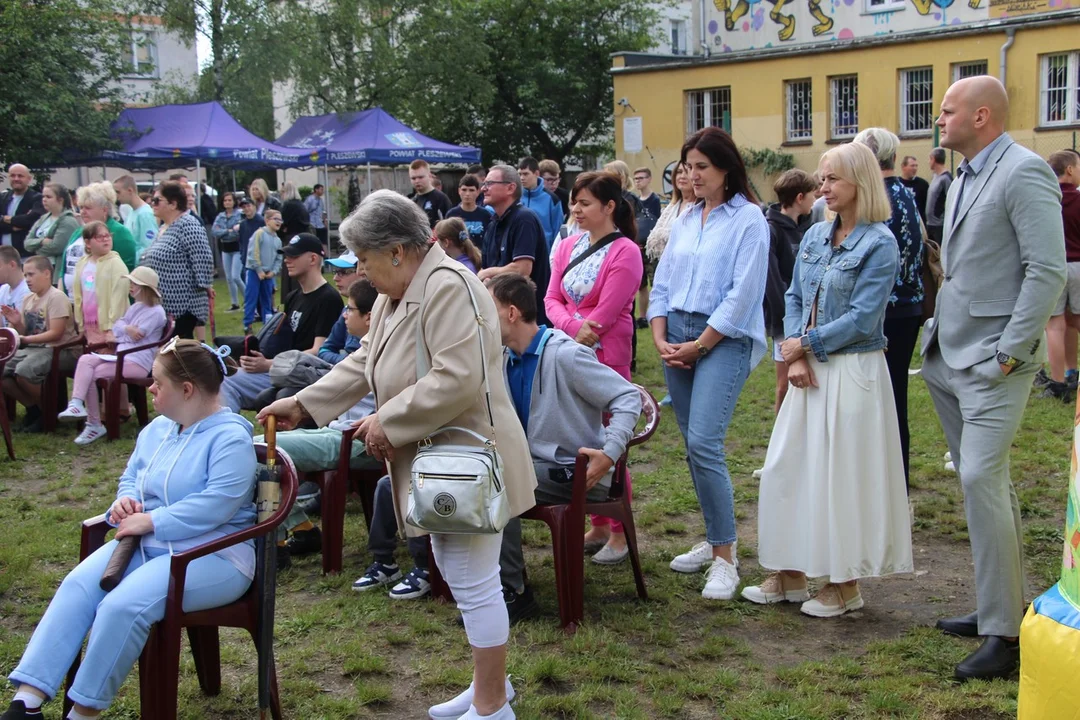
757, 351, 914, 582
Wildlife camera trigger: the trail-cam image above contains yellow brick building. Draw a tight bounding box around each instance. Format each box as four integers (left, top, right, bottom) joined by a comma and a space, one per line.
612, 1, 1080, 198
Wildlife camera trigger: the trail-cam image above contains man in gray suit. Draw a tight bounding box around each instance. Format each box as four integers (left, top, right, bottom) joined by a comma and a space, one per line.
921, 76, 1066, 680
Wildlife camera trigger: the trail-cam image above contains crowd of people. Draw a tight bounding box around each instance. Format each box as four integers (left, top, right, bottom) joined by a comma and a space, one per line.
1, 74, 1079, 719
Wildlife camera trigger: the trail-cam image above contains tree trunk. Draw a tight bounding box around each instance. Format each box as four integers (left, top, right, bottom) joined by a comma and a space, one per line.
210, 0, 225, 101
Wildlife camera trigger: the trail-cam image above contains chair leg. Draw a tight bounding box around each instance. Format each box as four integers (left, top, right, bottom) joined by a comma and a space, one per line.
97, 379, 119, 441
132, 386, 149, 426
0, 400, 14, 460
547, 511, 582, 633
618, 504, 648, 601
321, 469, 345, 575
270, 656, 283, 720
187, 626, 222, 696
143, 620, 183, 720
138, 628, 160, 720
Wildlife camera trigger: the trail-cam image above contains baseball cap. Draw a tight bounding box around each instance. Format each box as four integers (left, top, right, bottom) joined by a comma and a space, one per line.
238, 196, 253, 206
326, 250, 358, 269
280, 233, 327, 257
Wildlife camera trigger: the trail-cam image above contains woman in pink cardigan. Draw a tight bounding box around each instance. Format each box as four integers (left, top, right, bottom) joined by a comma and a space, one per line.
545, 171, 643, 565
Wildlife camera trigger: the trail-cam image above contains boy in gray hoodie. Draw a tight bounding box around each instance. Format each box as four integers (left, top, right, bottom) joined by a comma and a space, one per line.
487, 273, 641, 622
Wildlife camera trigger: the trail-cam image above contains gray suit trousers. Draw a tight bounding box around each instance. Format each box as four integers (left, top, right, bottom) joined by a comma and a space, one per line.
922, 346, 1031, 637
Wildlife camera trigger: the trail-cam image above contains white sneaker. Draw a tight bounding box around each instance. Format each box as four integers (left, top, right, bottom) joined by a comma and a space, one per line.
58, 400, 87, 421
670, 540, 738, 573
752, 467, 764, 479
944, 460, 956, 473
943, 451, 951, 461
428, 677, 515, 720
456, 704, 515, 720
701, 557, 740, 600
74, 424, 106, 446
741, 572, 810, 605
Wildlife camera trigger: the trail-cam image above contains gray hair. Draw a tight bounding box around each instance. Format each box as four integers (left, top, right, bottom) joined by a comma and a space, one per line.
339, 189, 431, 255
76, 181, 117, 217
929, 147, 946, 165
853, 128, 899, 171
489, 164, 522, 202
279, 181, 299, 201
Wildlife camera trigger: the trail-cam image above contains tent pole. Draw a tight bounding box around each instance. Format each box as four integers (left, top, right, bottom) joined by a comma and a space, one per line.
232, 170, 237, 192
366, 162, 371, 196
102, 165, 107, 180
196, 157, 201, 191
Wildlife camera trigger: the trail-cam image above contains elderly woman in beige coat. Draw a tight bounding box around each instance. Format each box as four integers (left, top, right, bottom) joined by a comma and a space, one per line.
260, 189, 534, 720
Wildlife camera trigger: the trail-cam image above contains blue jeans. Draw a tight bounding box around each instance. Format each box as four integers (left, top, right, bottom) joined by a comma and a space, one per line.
221, 251, 244, 306
220, 368, 272, 412
663, 310, 751, 547
243, 269, 275, 328
9, 541, 249, 710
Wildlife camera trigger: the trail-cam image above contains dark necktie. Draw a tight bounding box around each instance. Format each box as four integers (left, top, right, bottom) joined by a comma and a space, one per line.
951, 167, 968, 224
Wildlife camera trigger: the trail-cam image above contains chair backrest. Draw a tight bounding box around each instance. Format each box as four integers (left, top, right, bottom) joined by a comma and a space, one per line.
628, 384, 660, 448
0, 327, 17, 364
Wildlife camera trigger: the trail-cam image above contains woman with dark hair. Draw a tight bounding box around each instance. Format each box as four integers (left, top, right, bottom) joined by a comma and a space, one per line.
648, 127, 769, 601
212, 191, 244, 312
1, 340, 255, 720
141, 181, 215, 339
545, 170, 644, 565
25, 183, 80, 267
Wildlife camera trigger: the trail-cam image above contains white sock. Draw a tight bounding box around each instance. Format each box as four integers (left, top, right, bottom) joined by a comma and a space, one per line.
12, 691, 42, 710
67, 709, 96, 720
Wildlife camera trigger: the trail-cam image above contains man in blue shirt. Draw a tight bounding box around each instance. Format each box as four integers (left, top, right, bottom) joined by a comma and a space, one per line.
518, 156, 564, 246
477, 164, 551, 325
303, 184, 328, 248
488, 273, 640, 624
318, 251, 364, 363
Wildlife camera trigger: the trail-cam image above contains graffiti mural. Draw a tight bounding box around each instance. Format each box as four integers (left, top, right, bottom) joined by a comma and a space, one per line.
705, 0, 993, 50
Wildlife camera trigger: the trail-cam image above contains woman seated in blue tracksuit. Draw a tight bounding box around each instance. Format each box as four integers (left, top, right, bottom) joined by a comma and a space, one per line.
2, 339, 257, 720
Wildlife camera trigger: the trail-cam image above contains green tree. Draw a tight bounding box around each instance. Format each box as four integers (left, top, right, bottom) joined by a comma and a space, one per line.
0, 0, 129, 169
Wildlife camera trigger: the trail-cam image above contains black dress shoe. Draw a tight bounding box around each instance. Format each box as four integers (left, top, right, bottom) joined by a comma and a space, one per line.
1, 700, 44, 719
503, 584, 540, 626
285, 526, 322, 556
936, 611, 979, 638
955, 636, 1019, 682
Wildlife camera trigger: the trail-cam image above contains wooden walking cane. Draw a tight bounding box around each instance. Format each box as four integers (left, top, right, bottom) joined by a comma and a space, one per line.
255, 415, 282, 719
99, 535, 139, 591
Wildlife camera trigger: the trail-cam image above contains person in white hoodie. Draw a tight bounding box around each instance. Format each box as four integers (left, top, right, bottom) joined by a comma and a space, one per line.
2, 339, 256, 720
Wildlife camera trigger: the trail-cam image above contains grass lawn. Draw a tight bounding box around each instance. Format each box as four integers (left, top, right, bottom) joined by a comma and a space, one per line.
0, 276, 1072, 719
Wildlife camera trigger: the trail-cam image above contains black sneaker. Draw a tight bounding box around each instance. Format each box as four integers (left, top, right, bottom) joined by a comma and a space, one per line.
388, 567, 431, 600
503, 584, 540, 626
1067, 372, 1079, 391
2, 700, 44, 719
352, 561, 402, 592
276, 545, 291, 571
1039, 380, 1071, 402
227, 304, 241, 312
17, 406, 41, 430
285, 527, 322, 556
1032, 368, 1052, 388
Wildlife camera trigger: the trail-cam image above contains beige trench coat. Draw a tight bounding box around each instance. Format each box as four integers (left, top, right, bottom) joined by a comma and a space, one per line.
295, 243, 536, 536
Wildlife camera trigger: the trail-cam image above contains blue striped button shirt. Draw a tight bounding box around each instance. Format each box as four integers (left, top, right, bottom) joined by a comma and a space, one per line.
647, 193, 770, 369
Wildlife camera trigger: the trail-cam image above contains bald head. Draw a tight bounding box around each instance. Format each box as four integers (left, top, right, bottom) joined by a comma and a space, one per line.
6, 164, 31, 193
937, 76, 1009, 159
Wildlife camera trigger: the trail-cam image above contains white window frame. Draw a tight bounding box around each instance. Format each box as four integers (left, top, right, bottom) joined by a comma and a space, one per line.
1040, 52, 1080, 127
785, 79, 812, 143
123, 29, 158, 78
864, 0, 905, 13
952, 60, 988, 83
686, 87, 732, 135
670, 19, 688, 55
829, 75, 858, 140
899, 67, 934, 136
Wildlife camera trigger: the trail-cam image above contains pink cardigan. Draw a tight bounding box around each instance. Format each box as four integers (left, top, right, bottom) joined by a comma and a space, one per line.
545, 233, 643, 372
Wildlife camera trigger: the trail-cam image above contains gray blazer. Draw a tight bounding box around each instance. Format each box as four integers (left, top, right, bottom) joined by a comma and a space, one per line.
921, 134, 1065, 369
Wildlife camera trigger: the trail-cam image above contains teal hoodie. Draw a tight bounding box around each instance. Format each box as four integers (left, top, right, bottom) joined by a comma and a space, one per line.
109, 409, 258, 578
521, 181, 563, 248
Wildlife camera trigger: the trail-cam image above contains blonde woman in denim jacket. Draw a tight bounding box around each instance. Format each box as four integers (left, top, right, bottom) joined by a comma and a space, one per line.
744, 142, 914, 618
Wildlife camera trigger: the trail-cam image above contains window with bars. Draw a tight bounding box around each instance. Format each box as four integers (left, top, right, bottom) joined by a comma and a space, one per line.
1040, 52, 1080, 126
829, 75, 858, 140
952, 60, 988, 83
900, 67, 934, 134
686, 87, 732, 134
785, 79, 812, 142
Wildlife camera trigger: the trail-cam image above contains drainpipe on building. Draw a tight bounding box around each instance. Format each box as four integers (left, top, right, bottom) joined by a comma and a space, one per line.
999, 27, 1016, 87
700, 0, 711, 58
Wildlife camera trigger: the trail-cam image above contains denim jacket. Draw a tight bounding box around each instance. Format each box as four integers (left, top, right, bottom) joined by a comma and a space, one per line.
784, 219, 899, 362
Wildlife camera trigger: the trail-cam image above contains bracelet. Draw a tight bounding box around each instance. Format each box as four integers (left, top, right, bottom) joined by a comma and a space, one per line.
694, 339, 709, 356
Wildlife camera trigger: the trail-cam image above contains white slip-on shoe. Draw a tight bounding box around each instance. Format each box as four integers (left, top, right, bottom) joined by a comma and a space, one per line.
944, 460, 956, 473
591, 544, 629, 565
943, 451, 951, 461
800, 583, 864, 618
701, 557, 740, 601
741, 572, 810, 605
670, 540, 738, 573
428, 677, 515, 720
752, 467, 764, 478
456, 703, 515, 720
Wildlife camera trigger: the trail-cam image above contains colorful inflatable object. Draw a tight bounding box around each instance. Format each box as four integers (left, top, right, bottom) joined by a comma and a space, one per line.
1017, 406, 1080, 719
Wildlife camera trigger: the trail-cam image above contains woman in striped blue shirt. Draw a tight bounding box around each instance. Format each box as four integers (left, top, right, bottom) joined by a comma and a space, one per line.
647, 127, 769, 602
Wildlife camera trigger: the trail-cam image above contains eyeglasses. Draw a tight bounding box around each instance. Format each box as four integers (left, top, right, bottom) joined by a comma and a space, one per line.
332, 268, 356, 276
150, 197, 163, 206
633, 176, 648, 182
481, 181, 513, 188
92, 233, 111, 240
343, 305, 361, 314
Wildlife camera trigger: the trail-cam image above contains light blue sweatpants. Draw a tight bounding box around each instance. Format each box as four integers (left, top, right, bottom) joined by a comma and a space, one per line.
9, 540, 250, 710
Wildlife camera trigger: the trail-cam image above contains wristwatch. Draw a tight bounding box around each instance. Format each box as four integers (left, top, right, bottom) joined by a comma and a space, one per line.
996, 352, 1021, 369
694, 339, 709, 356
799, 335, 812, 354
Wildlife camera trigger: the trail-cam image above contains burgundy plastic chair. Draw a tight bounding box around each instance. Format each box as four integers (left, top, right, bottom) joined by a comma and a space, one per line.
94, 316, 175, 440
63, 443, 297, 720
518, 384, 660, 633
0, 327, 18, 459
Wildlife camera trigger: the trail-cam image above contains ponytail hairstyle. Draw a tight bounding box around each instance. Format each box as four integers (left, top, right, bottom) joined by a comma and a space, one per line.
157, 338, 236, 396
433, 217, 482, 270
570, 171, 638, 241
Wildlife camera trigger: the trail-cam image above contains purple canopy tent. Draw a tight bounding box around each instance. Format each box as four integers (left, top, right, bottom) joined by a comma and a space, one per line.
275, 108, 480, 193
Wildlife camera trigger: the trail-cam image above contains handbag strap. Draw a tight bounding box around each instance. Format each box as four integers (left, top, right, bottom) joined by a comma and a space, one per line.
562, 231, 622, 276
415, 266, 498, 443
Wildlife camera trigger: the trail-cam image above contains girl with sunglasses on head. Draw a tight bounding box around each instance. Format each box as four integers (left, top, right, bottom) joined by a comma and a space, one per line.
2, 340, 256, 720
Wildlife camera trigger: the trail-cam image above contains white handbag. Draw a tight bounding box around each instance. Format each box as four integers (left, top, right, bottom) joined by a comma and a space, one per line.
405, 267, 510, 535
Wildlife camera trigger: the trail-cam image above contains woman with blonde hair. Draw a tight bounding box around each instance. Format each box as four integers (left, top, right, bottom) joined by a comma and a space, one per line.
248, 178, 281, 216
743, 141, 913, 617
433, 217, 482, 274
58, 183, 137, 297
